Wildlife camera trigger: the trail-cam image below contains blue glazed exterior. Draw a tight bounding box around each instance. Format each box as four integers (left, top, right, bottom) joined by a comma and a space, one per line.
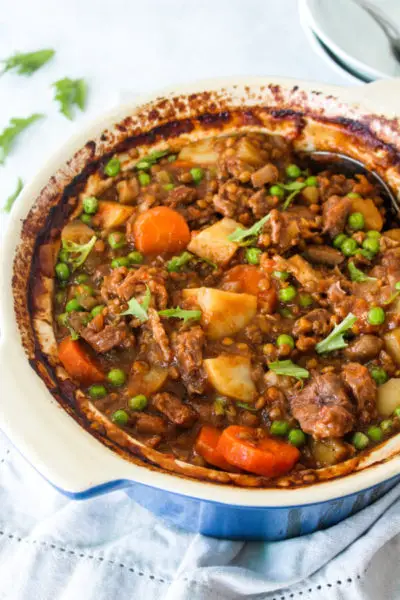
124, 475, 400, 540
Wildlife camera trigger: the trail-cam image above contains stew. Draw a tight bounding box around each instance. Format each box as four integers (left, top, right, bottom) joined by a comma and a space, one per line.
43, 132, 400, 478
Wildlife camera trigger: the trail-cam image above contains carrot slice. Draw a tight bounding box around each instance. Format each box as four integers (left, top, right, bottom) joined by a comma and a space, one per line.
133, 206, 191, 255
222, 265, 277, 312
195, 425, 234, 471
217, 425, 300, 477
58, 336, 105, 385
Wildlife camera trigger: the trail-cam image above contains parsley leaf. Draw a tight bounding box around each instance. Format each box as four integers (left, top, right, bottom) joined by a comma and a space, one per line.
3, 177, 23, 212
121, 285, 151, 322
57, 313, 80, 340
53, 78, 87, 120
135, 149, 170, 170
158, 306, 202, 323
316, 313, 357, 354
61, 236, 97, 271
268, 360, 310, 380
348, 262, 377, 283
167, 251, 194, 272
0, 114, 44, 165
236, 402, 258, 412
227, 213, 271, 243
1, 49, 55, 76
279, 181, 307, 192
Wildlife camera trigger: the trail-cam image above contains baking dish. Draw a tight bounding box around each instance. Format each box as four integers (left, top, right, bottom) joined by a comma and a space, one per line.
1, 76, 399, 540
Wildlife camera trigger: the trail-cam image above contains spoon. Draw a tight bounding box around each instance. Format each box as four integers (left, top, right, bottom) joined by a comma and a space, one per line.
355, 0, 400, 63
307, 150, 400, 215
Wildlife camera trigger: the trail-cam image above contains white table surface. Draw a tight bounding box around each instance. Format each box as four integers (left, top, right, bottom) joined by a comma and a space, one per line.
0, 0, 354, 234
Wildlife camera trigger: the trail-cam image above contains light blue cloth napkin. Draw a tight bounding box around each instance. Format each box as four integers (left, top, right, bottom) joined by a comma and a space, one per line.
0, 428, 399, 600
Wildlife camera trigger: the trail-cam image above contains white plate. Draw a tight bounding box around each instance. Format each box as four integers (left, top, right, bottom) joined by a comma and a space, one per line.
302, 0, 400, 81
299, 0, 366, 84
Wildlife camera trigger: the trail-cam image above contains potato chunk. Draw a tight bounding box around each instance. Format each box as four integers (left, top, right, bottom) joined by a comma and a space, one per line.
128, 366, 168, 397
204, 355, 257, 402
178, 138, 219, 165
61, 220, 95, 245
182, 287, 257, 339
384, 328, 400, 366
377, 378, 400, 416
188, 218, 242, 266
92, 200, 135, 229
350, 198, 383, 231
310, 438, 352, 467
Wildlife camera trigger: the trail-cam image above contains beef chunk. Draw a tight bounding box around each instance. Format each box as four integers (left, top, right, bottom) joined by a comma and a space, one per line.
81, 322, 134, 353
152, 392, 197, 427
303, 245, 344, 266
212, 179, 252, 218
101, 265, 168, 308
267, 207, 320, 251
172, 326, 205, 394
293, 309, 332, 338
322, 195, 352, 238
344, 335, 383, 362
133, 413, 168, 435
290, 373, 355, 439
166, 185, 197, 207
342, 362, 377, 424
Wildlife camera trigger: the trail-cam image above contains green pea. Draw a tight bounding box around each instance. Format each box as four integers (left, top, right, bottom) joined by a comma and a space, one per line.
367, 426, 383, 442
75, 273, 89, 283
128, 251, 144, 265
347, 192, 360, 199
370, 366, 388, 385
58, 248, 69, 263
278, 285, 296, 303
270, 420, 290, 436
107, 368, 126, 387
55, 291, 65, 304
348, 212, 365, 231
367, 306, 385, 326
304, 175, 318, 187
80, 213, 92, 225
394, 407, 400, 418
163, 183, 175, 191
108, 231, 127, 249
288, 428, 306, 447
57, 312, 69, 327
91, 304, 105, 318
279, 307, 293, 318
269, 185, 284, 198
352, 431, 369, 450
111, 409, 129, 425
362, 237, 380, 255
138, 172, 151, 186
55, 262, 70, 281
88, 384, 107, 399
104, 157, 121, 177
245, 247, 262, 265
167, 154, 177, 163
273, 270, 290, 280
299, 293, 313, 308
111, 257, 130, 268
395, 281, 400, 291
135, 160, 151, 170
333, 233, 348, 249
128, 394, 148, 411
380, 419, 393, 433
190, 167, 204, 184
83, 196, 98, 215
276, 334, 295, 349
66, 298, 83, 312
366, 230, 381, 239
341, 238, 359, 257
286, 164, 301, 178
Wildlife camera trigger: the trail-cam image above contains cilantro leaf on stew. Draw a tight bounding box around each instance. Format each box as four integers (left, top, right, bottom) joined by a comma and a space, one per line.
0, 114, 44, 165
61, 236, 97, 271
121, 285, 151, 322
1, 49, 55, 76
315, 313, 357, 354
3, 177, 23, 212
347, 262, 376, 283
158, 307, 202, 323
227, 213, 271, 243
268, 360, 310, 380
53, 78, 87, 120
